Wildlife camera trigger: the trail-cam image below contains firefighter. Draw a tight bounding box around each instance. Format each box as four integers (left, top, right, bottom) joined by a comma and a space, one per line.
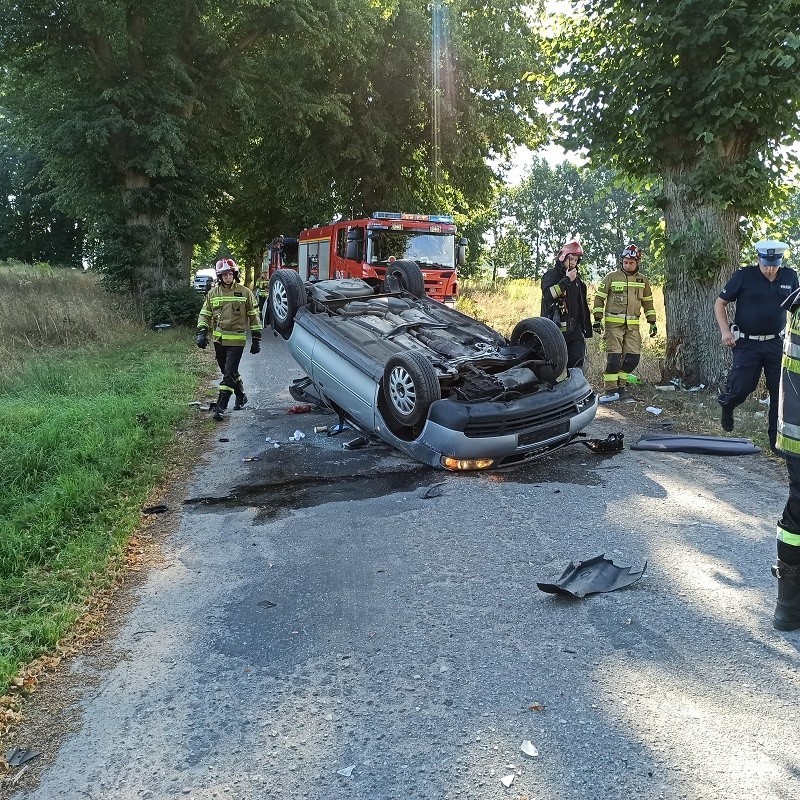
773, 282, 800, 631
540, 238, 593, 371
592, 244, 657, 402
715, 239, 798, 449
196, 258, 262, 421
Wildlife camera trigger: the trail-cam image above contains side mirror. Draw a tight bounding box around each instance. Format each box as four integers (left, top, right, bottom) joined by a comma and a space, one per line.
457, 237, 468, 267
346, 227, 364, 261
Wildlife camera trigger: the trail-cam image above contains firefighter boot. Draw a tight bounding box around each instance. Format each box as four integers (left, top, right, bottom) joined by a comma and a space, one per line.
772, 560, 800, 631
234, 377, 248, 410
212, 392, 230, 421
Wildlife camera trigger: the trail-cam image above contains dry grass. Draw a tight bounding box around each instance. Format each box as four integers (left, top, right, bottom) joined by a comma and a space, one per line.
0, 262, 139, 368
458, 277, 666, 386
458, 278, 774, 452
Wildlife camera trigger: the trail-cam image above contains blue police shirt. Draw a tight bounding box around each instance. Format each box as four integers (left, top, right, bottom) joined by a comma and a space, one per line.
718, 265, 799, 335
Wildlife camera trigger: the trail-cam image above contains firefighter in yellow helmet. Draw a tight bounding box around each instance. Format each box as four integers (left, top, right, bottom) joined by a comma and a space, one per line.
196, 258, 262, 420
592, 244, 657, 402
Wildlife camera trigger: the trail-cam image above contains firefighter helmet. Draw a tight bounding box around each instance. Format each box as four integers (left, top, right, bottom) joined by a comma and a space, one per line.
215, 258, 237, 276
557, 239, 584, 263
621, 244, 642, 262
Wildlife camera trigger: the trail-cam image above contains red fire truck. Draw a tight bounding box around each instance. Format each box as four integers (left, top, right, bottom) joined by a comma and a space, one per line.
260, 212, 465, 307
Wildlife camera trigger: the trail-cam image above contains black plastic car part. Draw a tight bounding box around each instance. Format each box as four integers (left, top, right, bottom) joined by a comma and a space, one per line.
537, 554, 647, 598
630, 433, 761, 455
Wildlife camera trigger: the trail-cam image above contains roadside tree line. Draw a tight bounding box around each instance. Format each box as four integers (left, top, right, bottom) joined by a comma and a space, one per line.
2, 0, 800, 386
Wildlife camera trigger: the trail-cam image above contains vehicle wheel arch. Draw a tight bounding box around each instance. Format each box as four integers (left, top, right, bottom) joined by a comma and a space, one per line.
382, 260, 425, 298
510, 317, 569, 377
269, 269, 307, 338
381, 350, 441, 428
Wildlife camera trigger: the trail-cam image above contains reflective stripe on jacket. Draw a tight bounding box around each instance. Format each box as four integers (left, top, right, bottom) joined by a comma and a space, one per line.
197, 282, 262, 345
777, 307, 800, 456
593, 268, 656, 326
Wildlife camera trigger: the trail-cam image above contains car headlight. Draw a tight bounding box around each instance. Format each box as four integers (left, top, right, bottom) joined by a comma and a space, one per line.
440, 456, 495, 471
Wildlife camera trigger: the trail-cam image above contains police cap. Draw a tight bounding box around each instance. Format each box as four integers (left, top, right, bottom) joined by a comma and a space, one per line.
755, 239, 789, 264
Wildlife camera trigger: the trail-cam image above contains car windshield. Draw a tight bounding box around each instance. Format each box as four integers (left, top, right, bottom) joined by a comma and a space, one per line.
367, 231, 455, 268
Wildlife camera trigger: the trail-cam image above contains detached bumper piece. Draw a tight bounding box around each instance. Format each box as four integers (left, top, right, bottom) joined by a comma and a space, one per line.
537, 554, 647, 598
630, 433, 761, 455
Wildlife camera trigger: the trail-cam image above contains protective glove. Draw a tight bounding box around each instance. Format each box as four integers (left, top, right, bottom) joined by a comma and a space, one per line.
250, 336, 261, 355
196, 330, 208, 349
592, 321, 603, 335
649, 322, 658, 338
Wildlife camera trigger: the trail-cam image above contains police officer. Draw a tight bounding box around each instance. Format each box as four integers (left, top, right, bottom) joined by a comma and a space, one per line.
196, 258, 263, 421
540, 238, 593, 371
592, 243, 657, 402
714, 239, 798, 448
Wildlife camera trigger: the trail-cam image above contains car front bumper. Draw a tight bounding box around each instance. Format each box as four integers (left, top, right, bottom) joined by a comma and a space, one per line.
375, 369, 598, 470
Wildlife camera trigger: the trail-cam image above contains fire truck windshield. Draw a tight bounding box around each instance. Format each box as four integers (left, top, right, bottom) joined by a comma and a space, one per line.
367, 230, 455, 268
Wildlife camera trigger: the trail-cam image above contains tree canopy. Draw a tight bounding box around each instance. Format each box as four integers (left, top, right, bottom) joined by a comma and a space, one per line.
0, 0, 547, 306
551, 0, 800, 384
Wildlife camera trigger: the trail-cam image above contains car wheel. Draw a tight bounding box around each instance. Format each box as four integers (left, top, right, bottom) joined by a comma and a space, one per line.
510, 317, 569, 376
269, 269, 306, 337
382, 260, 425, 298
382, 351, 441, 427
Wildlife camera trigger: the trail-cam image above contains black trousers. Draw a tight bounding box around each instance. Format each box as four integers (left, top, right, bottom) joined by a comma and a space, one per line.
718, 337, 781, 447
563, 328, 587, 371
213, 342, 245, 402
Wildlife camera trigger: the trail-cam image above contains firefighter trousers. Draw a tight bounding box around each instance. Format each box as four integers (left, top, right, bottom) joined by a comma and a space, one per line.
778, 456, 800, 565
213, 343, 245, 409
602, 323, 641, 389
563, 328, 587, 372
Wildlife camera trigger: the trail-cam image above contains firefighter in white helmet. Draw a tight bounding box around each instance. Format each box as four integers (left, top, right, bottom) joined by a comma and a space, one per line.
592, 243, 657, 402
196, 258, 262, 420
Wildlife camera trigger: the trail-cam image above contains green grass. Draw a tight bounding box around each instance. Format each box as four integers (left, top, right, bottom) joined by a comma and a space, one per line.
0, 331, 204, 694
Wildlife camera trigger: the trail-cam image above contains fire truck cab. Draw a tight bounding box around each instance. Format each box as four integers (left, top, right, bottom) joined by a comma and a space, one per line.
294, 212, 464, 305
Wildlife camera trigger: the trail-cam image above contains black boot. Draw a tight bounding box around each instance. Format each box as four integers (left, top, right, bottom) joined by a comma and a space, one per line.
213, 392, 230, 421
234, 392, 248, 410
772, 560, 800, 631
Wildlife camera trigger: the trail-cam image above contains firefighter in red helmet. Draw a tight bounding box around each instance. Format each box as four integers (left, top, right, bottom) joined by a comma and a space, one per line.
196, 258, 262, 420
540, 237, 593, 371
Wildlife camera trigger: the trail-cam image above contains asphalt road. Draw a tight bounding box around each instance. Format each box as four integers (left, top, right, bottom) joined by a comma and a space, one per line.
5, 329, 800, 800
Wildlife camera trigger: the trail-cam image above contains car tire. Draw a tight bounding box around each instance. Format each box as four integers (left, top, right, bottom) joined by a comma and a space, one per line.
269, 269, 306, 337
383, 260, 426, 298
382, 351, 441, 427
510, 317, 569, 376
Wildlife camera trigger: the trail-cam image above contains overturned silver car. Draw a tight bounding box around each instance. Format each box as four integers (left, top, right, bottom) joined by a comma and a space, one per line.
269, 261, 597, 470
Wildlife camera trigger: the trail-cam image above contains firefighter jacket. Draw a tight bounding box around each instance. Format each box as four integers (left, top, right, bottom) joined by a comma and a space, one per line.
593, 268, 656, 327
777, 290, 800, 458
540, 264, 593, 337
197, 281, 262, 346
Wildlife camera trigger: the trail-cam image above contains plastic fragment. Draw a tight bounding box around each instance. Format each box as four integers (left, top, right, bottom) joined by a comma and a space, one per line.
292, 430, 306, 441
242, 456, 261, 462
655, 384, 676, 391
520, 740, 539, 758
645, 406, 662, 415
142, 505, 168, 515
337, 765, 355, 777
500, 774, 515, 787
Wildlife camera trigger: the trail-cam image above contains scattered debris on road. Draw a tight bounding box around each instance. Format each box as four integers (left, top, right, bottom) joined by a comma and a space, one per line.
537, 554, 647, 598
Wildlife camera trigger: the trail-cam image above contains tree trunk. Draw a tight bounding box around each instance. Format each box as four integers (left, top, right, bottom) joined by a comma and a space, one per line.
661, 166, 740, 389
179, 240, 194, 283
